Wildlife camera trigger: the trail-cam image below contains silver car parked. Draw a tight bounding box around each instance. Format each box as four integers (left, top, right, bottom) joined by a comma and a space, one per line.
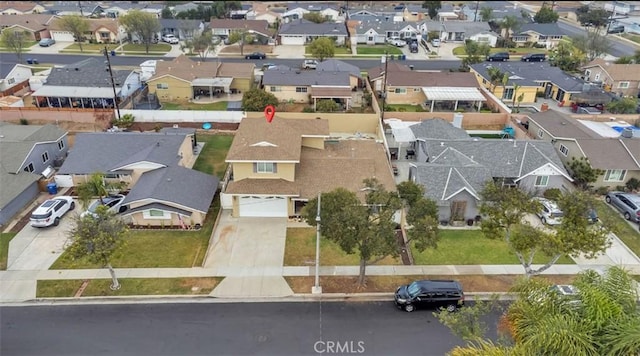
605, 191, 640, 223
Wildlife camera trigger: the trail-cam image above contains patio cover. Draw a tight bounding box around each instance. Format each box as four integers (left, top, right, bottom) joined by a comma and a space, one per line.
384, 118, 420, 143
311, 87, 353, 98
571, 90, 616, 105
32, 85, 119, 98
421, 87, 486, 101
191, 77, 233, 88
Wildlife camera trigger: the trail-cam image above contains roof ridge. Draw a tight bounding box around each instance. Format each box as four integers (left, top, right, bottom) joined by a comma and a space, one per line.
618, 139, 640, 169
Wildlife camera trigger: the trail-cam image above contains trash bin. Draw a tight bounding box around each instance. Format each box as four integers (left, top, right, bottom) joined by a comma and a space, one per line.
110, 50, 116, 56
46, 182, 58, 195
26, 58, 33, 64
401, 54, 406, 60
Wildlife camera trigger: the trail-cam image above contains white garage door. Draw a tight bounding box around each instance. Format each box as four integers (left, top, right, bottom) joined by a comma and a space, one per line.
51, 31, 75, 42
281, 35, 305, 45
239, 196, 288, 217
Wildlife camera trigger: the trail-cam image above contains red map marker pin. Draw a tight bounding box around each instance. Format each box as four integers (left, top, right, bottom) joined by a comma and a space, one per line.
264, 105, 276, 123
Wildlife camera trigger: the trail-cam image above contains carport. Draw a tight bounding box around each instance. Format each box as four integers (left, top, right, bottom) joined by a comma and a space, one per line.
192, 77, 232, 99
422, 87, 486, 112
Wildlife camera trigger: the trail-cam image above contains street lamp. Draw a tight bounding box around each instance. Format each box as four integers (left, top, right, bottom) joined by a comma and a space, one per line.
312, 193, 322, 294
103, 46, 121, 120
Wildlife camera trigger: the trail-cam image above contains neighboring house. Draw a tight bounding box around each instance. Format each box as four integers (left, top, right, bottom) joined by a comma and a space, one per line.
278, 19, 348, 45
468, 31, 500, 48
469, 1, 532, 22
262, 65, 352, 109
367, 62, 486, 110
44, 2, 104, 17
147, 54, 254, 103
604, 1, 640, 16
316, 59, 362, 88
158, 19, 204, 40
438, 21, 491, 43
172, 2, 199, 15
103, 3, 163, 18
0, 1, 46, 14
245, 2, 281, 24
0, 14, 57, 41
353, 17, 419, 44
281, 2, 343, 23
222, 117, 396, 217
31, 58, 141, 108
526, 110, 640, 189
1, 63, 33, 94
0, 122, 68, 226
581, 58, 640, 98
55, 131, 217, 227
512, 23, 564, 49
407, 119, 572, 222
401, 4, 429, 21
470, 61, 587, 105
209, 19, 270, 38
49, 17, 125, 43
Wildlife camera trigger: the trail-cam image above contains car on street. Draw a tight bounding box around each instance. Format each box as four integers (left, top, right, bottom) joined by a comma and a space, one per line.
302, 59, 318, 69
394, 280, 464, 312
431, 39, 441, 47
30, 196, 75, 227
521, 53, 546, 62
486, 52, 510, 61
534, 197, 563, 225
162, 34, 179, 44
605, 191, 640, 222
608, 25, 625, 34
80, 194, 128, 218
261, 62, 277, 71
245, 51, 266, 60
39, 38, 56, 47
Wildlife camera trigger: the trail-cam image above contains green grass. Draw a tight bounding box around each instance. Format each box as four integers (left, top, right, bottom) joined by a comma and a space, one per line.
191, 134, 233, 178
62, 43, 119, 52
357, 45, 403, 55
387, 104, 425, 112
36, 277, 222, 297
284, 228, 401, 266
453, 46, 548, 56
161, 101, 228, 111
305, 46, 351, 55
594, 199, 640, 257
411, 229, 575, 265
0, 233, 17, 270
621, 33, 640, 44
121, 43, 172, 53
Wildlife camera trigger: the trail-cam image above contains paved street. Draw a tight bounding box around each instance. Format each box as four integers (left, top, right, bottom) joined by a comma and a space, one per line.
0, 301, 492, 356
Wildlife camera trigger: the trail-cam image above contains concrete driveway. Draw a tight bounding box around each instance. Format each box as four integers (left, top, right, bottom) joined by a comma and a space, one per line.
27, 41, 71, 55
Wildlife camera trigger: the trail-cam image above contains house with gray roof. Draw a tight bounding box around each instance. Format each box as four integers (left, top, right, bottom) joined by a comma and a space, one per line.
31, 58, 141, 109
316, 59, 362, 88
281, 2, 343, 23
439, 21, 492, 42
0, 122, 68, 226
354, 17, 419, 44
278, 19, 348, 45
158, 19, 205, 40
513, 23, 565, 49
407, 119, 572, 222
56, 131, 217, 227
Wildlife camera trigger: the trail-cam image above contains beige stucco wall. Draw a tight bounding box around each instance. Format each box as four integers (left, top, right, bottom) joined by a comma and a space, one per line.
472, 69, 539, 104
231, 77, 253, 93
232, 162, 296, 181
126, 210, 205, 226
385, 86, 426, 105
148, 76, 192, 103
266, 85, 310, 103
301, 136, 325, 149
583, 66, 640, 97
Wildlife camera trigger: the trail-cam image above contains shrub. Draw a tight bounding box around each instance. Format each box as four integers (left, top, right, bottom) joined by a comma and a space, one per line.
594, 186, 609, 196
543, 188, 562, 201
19, 118, 28, 125
626, 177, 640, 192
302, 106, 315, 113
615, 185, 626, 192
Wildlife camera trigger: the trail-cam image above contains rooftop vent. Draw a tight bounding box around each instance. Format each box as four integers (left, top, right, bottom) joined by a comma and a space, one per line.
621, 127, 633, 138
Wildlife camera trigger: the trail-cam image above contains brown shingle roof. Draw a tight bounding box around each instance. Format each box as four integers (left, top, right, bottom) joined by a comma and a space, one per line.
527, 111, 598, 139
209, 19, 269, 35
0, 1, 40, 12
388, 71, 480, 87
226, 118, 330, 162
576, 138, 640, 170
311, 87, 353, 98
582, 58, 640, 82
1, 14, 56, 31
225, 178, 299, 195
149, 55, 254, 82
367, 62, 410, 80
50, 17, 120, 34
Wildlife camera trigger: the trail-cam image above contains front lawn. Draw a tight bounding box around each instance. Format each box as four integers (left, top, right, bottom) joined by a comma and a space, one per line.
453, 46, 548, 56
387, 104, 425, 112
121, 43, 172, 53
304, 46, 351, 55
594, 199, 640, 257
0, 233, 17, 270
161, 101, 228, 111
62, 43, 119, 52
357, 45, 403, 55
191, 134, 233, 178
411, 229, 575, 265
621, 33, 640, 45
36, 277, 222, 297
284, 228, 401, 266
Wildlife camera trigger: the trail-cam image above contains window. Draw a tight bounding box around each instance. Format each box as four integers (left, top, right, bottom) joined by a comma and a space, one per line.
594, 73, 600, 81
58, 140, 65, 150
604, 169, 626, 182
156, 83, 168, 89
482, 78, 487, 84
413, 88, 420, 92
295, 87, 307, 93
559, 144, 569, 156
143, 209, 170, 219
537, 129, 544, 138
42, 151, 49, 163
503, 87, 514, 100
535, 175, 549, 187
394, 87, 407, 94
100, 32, 110, 39
618, 81, 630, 89
269, 86, 281, 92
585, 69, 591, 79
551, 35, 563, 40
23, 163, 34, 173
8, 77, 15, 85
255, 162, 276, 173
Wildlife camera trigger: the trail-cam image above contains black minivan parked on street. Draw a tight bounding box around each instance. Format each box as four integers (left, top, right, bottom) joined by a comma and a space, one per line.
486, 52, 510, 61
521, 53, 546, 62
394, 280, 465, 312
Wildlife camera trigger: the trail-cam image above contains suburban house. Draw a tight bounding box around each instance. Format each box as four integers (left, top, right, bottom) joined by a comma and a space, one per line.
222, 117, 396, 217
0, 14, 57, 41
49, 17, 125, 43
245, 2, 281, 24
437, 21, 492, 43
44, 2, 105, 17
581, 59, 640, 98
55, 131, 218, 227
469, 1, 533, 22
262, 65, 352, 110
399, 4, 429, 21
209, 19, 271, 39
278, 19, 348, 45
31, 58, 141, 109
0, 122, 68, 226
1, 64, 33, 95
146, 55, 254, 103
102, 3, 164, 18
367, 62, 487, 111
406, 119, 573, 222
158, 19, 204, 40
281, 3, 343, 23
0, 1, 46, 15
353, 18, 419, 45
316, 59, 362, 89
512, 23, 564, 49
468, 31, 500, 48
604, 1, 640, 16
469, 61, 588, 105
526, 110, 640, 189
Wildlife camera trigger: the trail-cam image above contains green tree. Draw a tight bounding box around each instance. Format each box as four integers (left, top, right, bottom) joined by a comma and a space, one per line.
551, 40, 586, 71
0, 29, 30, 63
534, 5, 559, 23
461, 40, 490, 70
212, 1, 241, 19
303, 12, 328, 23
185, 31, 213, 60
606, 97, 638, 114
241, 88, 278, 112
500, 15, 520, 39
486, 67, 505, 93
67, 206, 129, 290
422, 0, 442, 19
479, 182, 609, 277
316, 99, 339, 112
572, 32, 611, 61
434, 295, 503, 342
112, 113, 135, 130
577, 8, 610, 28
120, 10, 161, 54
567, 157, 603, 190
161, 6, 173, 19
308, 37, 335, 62
615, 56, 634, 64
479, 7, 493, 22
397, 181, 440, 252
75, 172, 125, 209
56, 15, 89, 52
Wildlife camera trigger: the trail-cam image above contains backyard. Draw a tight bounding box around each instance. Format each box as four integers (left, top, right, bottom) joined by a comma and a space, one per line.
161, 101, 228, 111
386, 104, 425, 112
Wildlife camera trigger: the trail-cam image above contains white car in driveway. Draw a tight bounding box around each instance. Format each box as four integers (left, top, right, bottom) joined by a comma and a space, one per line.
80, 194, 128, 218
30, 196, 75, 227
162, 34, 179, 44
534, 197, 563, 226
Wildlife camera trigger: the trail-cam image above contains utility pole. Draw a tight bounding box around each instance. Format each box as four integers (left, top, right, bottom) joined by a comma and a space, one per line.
380, 52, 389, 122
78, 1, 84, 17
104, 46, 121, 120
312, 193, 322, 294
473, 0, 479, 22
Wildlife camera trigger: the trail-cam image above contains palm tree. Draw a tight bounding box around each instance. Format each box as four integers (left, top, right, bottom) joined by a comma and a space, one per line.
76, 172, 125, 209
486, 67, 504, 93
500, 15, 520, 41
479, 7, 493, 22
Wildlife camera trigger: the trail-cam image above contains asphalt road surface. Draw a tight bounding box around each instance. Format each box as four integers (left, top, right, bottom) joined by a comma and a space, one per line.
0, 301, 500, 356
555, 21, 636, 58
